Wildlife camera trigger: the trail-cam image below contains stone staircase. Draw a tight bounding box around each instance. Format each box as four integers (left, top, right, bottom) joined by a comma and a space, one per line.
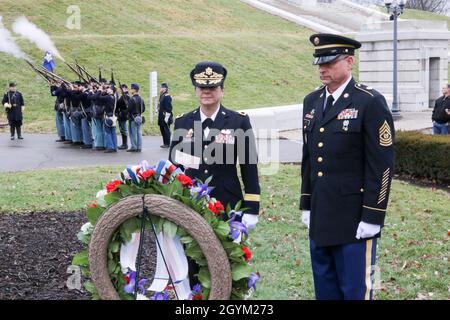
241, 0, 389, 34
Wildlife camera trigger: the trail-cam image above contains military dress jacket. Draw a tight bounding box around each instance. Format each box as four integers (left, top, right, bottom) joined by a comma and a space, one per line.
169, 105, 260, 216
300, 78, 395, 247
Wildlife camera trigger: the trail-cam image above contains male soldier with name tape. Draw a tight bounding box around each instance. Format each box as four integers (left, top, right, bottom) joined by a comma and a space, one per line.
300, 34, 395, 300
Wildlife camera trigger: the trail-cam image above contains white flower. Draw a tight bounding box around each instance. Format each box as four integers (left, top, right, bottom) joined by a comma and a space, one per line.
80, 222, 93, 235
96, 189, 107, 207
136, 293, 149, 300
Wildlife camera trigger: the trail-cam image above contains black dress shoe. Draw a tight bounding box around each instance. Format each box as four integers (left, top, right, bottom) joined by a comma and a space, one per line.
10, 136, 14, 140
95, 147, 106, 150
126, 149, 137, 152
136, 149, 142, 153
55, 138, 65, 142
18, 136, 24, 140
63, 140, 73, 144
80, 144, 93, 149
104, 149, 116, 153
118, 145, 128, 150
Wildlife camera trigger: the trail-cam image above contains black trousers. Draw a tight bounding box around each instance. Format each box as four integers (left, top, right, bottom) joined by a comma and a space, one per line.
159, 123, 171, 146
10, 125, 22, 137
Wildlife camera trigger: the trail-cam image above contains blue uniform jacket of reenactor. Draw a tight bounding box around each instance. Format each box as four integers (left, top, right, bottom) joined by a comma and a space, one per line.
300, 78, 395, 247
169, 105, 260, 215
128, 94, 145, 119
158, 93, 173, 126
2, 91, 25, 126
50, 85, 67, 112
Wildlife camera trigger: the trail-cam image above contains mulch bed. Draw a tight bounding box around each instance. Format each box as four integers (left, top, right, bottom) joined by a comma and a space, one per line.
0, 211, 156, 300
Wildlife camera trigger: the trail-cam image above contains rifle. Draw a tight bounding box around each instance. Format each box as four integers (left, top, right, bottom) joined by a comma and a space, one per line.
65, 61, 89, 83
77, 62, 100, 84
25, 60, 52, 84
118, 80, 130, 108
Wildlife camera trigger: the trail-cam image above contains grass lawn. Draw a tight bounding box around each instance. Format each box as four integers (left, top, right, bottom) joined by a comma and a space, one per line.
0, 0, 324, 135
0, 164, 448, 300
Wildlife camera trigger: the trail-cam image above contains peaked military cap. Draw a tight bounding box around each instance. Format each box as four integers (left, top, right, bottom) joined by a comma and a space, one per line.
161, 82, 169, 89
9, 82, 16, 87
310, 33, 361, 65
190, 61, 227, 88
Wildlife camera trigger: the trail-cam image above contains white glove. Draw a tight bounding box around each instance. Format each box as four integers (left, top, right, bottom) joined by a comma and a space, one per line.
356, 221, 381, 239
3, 103, 10, 108
301, 210, 310, 229
242, 214, 259, 230
164, 112, 171, 123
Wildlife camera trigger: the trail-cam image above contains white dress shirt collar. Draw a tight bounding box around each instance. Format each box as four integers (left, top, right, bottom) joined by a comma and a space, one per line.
200, 104, 221, 122
325, 76, 353, 104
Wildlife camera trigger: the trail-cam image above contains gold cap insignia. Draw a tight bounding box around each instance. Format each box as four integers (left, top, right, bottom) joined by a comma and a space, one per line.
314, 37, 320, 45
194, 67, 224, 86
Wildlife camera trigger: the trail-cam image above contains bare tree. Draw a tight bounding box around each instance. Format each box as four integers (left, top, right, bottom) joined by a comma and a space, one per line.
404, 0, 449, 14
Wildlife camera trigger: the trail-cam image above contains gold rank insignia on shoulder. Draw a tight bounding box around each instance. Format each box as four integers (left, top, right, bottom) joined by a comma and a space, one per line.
379, 120, 393, 147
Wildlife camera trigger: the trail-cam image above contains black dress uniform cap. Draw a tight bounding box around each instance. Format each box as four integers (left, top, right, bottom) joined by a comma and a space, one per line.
9, 82, 16, 87
190, 61, 227, 88
131, 83, 140, 91
161, 83, 169, 89
310, 33, 361, 65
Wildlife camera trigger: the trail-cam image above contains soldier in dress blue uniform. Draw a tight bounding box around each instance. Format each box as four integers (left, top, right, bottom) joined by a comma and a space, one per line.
169, 61, 261, 285
158, 83, 173, 148
169, 61, 260, 226
300, 34, 395, 300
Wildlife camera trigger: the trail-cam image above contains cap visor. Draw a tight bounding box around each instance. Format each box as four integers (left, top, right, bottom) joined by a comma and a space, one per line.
312, 55, 340, 65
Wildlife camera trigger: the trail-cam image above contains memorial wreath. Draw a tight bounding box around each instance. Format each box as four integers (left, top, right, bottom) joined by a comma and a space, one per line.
73, 160, 260, 300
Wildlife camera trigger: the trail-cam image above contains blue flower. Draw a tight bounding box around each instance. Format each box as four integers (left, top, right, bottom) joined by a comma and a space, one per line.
191, 181, 214, 200
150, 291, 170, 300
229, 220, 248, 240
248, 272, 261, 291
227, 210, 243, 220
124, 270, 147, 295
192, 283, 202, 294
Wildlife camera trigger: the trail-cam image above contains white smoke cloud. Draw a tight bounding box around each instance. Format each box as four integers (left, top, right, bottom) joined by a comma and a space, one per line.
12, 16, 65, 61
0, 16, 29, 60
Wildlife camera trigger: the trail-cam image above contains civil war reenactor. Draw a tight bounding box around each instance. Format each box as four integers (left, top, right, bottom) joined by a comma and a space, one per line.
92, 84, 118, 153
169, 61, 261, 233
127, 83, 145, 153
116, 84, 130, 150
158, 82, 173, 148
89, 80, 106, 150
2, 82, 25, 140
70, 82, 94, 149
67, 81, 84, 146
50, 81, 66, 142
300, 34, 395, 300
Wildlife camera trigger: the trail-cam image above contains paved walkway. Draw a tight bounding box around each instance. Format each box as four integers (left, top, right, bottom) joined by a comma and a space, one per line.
0, 133, 301, 173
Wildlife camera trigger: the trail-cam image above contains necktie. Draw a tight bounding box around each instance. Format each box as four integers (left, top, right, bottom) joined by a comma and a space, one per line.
202, 118, 213, 137
323, 95, 334, 117
202, 118, 213, 130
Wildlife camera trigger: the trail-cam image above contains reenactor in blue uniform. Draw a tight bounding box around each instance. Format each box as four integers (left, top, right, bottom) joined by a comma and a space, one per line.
50, 81, 66, 142
158, 83, 173, 148
2, 82, 25, 140
300, 34, 395, 300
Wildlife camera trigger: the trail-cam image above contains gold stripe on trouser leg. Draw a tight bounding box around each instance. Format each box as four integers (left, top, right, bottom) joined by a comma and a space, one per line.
365, 239, 373, 300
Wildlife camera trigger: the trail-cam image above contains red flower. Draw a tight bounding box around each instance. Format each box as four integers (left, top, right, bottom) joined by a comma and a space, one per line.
124, 275, 130, 284
177, 174, 193, 188
208, 200, 225, 217
89, 202, 97, 209
139, 169, 155, 181
106, 180, 122, 193
242, 246, 252, 262
193, 294, 202, 300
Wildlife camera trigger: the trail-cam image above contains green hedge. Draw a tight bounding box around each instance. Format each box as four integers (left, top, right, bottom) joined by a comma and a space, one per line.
395, 131, 450, 184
